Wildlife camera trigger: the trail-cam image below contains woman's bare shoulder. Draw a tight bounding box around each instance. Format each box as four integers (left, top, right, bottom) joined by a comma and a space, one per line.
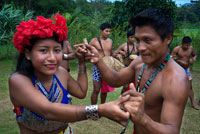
9, 72, 29, 83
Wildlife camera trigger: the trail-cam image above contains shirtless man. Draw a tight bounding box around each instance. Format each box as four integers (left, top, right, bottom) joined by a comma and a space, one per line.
60, 41, 76, 72
82, 8, 189, 134
114, 30, 138, 66
114, 30, 138, 93
90, 22, 115, 104
171, 36, 199, 110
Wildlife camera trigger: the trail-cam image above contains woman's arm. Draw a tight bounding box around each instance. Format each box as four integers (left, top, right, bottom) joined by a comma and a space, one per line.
9, 74, 129, 124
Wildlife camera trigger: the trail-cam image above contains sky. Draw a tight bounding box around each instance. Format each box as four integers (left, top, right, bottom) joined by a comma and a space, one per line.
174, 0, 191, 6
108, 0, 192, 6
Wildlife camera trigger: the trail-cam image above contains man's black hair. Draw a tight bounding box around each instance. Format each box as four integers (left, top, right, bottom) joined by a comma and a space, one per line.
182, 36, 192, 44
129, 8, 174, 41
127, 30, 134, 37
100, 22, 111, 30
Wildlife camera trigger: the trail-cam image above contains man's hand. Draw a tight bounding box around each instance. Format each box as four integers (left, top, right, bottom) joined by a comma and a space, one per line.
122, 90, 147, 125
98, 95, 130, 126
119, 50, 126, 57
84, 44, 101, 64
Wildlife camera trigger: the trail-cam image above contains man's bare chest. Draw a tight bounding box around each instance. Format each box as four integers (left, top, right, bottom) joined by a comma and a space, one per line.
135, 68, 163, 107
177, 49, 192, 58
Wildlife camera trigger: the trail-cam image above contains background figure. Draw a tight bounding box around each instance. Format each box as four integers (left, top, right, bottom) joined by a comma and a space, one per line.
9, 14, 130, 134
90, 22, 115, 104
171, 36, 199, 110
81, 8, 189, 134
113, 30, 138, 94
60, 41, 75, 72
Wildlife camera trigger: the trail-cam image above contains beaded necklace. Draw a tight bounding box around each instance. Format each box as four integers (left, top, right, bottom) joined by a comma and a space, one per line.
120, 53, 170, 134
136, 53, 170, 93
36, 74, 61, 103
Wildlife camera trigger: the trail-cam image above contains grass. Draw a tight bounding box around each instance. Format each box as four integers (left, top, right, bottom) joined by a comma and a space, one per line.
0, 59, 199, 134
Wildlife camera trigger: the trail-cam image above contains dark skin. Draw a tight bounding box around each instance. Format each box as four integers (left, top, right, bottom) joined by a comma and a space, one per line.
78, 25, 189, 134
171, 43, 199, 110
89, 28, 114, 104
171, 44, 197, 69
114, 35, 137, 66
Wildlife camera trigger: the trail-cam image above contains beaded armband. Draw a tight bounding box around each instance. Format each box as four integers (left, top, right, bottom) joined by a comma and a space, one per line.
85, 105, 100, 120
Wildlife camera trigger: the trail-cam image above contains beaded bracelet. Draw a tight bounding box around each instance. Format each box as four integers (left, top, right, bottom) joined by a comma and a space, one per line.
78, 65, 86, 74
85, 104, 100, 120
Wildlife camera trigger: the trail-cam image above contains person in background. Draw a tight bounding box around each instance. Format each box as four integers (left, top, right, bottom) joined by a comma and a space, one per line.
113, 30, 138, 94
171, 36, 199, 110
60, 41, 76, 72
90, 22, 115, 104
9, 13, 131, 134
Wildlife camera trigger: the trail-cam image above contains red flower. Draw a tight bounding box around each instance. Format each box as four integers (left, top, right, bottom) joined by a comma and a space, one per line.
13, 13, 68, 53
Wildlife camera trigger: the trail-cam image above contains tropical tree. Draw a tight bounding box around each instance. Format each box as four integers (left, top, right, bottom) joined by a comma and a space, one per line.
111, 0, 177, 30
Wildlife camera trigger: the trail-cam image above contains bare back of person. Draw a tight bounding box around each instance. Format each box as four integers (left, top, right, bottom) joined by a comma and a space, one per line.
131, 57, 188, 134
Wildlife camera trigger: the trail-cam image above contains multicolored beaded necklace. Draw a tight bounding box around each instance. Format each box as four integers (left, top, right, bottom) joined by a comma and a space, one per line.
120, 53, 170, 134
136, 53, 170, 93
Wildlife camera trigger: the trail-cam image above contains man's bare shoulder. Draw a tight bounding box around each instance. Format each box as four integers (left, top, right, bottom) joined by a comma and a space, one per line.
173, 45, 181, 51
107, 38, 113, 42
118, 43, 127, 49
163, 60, 189, 100
129, 56, 143, 70
189, 45, 195, 51
89, 38, 98, 46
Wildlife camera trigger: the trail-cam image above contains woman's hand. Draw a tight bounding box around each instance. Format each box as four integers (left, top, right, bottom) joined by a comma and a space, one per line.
98, 95, 130, 126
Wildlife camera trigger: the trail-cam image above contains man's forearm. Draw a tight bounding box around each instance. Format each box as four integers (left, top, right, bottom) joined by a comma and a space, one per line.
138, 114, 179, 134
95, 58, 121, 87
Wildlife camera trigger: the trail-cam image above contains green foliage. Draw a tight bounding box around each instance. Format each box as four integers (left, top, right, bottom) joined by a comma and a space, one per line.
176, 4, 200, 28
0, 4, 34, 46
0, 43, 17, 60
37, 0, 76, 16
111, 0, 177, 30
65, 7, 115, 46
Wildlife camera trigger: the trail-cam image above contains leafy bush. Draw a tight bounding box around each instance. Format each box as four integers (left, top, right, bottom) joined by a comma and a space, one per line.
0, 4, 34, 46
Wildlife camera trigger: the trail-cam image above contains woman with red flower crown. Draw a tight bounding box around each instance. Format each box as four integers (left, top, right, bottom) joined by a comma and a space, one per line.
9, 13, 130, 134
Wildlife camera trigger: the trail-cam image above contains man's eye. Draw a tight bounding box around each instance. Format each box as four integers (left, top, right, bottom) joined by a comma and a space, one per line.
145, 39, 151, 43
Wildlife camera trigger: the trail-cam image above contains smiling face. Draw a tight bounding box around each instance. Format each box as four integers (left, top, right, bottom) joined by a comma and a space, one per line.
101, 28, 111, 39
25, 39, 62, 77
134, 26, 172, 65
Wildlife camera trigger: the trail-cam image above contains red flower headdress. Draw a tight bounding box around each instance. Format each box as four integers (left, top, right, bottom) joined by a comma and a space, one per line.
13, 13, 68, 53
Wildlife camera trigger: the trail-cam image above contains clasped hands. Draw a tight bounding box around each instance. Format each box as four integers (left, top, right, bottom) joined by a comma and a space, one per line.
74, 43, 147, 126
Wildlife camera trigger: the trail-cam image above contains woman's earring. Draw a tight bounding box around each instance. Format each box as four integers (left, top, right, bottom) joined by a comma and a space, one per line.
26, 57, 30, 60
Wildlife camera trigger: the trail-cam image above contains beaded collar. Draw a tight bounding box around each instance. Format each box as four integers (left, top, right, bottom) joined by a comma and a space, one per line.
136, 53, 170, 93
